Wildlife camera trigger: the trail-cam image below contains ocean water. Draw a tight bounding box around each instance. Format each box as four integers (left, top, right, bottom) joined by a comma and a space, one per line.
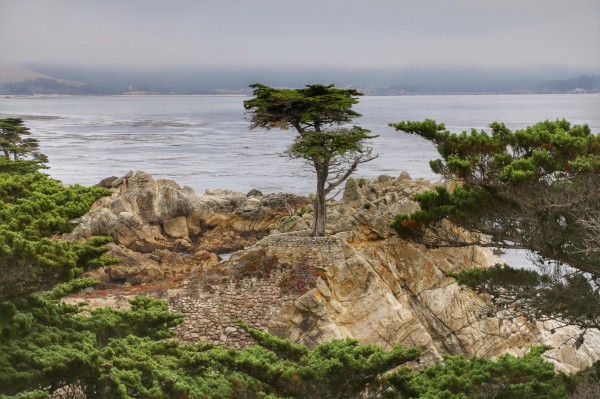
1, 93, 599, 268
1, 94, 599, 194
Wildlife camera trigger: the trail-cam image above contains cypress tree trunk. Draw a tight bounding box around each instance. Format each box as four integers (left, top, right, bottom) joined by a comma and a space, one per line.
312, 163, 328, 237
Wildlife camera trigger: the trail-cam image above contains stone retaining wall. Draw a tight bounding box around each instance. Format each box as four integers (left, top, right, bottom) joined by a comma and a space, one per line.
246, 230, 352, 269
169, 271, 298, 348
168, 231, 352, 348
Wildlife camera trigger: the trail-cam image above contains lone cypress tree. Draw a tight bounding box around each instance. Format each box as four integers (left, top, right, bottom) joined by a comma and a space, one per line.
244, 84, 377, 236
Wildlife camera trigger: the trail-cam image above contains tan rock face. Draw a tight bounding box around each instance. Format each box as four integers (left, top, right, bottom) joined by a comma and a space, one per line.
226, 173, 599, 373
70, 171, 308, 284
70, 171, 600, 373
163, 216, 189, 238
243, 232, 504, 365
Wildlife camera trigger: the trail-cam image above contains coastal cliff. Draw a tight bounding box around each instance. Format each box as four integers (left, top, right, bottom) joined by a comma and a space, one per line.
68, 171, 600, 374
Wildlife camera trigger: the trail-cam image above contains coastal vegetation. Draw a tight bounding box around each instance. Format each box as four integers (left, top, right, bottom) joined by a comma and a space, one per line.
1, 118, 598, 398
389, 345, 570, 399
389, 119, 600, 334
0, 118, 48, 174
244, 84, 377, 236
0, 165, 114, 300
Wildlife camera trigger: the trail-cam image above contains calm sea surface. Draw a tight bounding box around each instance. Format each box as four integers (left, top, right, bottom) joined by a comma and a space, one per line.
2, 93, 599, 268
1, 94, 598, 194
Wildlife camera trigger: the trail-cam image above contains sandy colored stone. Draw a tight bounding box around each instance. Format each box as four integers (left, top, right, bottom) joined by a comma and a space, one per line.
163, 216, 189, 238
65, 171, 600, 373
67, 171, 308, 284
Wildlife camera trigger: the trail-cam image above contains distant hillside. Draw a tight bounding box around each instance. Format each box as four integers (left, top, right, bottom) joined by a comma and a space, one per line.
538, 75, 600, 93
1, 65, 598, 95
0, 66, 85, 94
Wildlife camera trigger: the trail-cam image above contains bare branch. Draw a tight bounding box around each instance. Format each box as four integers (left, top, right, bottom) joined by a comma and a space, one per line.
324, 149, 378, 195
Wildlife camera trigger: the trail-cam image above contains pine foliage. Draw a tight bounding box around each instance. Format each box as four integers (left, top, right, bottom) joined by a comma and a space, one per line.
0, 172, 115, 300
0, 120, 587, 398
244, 84, 377, 236
389, 119, 600, 330
388, 346, 569, 399
237, 322, 422, 399
0, 118, 47, 164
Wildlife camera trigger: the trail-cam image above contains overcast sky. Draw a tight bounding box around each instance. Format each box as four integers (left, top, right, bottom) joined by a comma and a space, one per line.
1, 0, 599, 72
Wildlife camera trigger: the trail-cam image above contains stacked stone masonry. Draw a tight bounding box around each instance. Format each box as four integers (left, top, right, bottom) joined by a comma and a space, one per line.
168, 231, 350, 348
255, 231, 351, 269
168, 273, 297, 348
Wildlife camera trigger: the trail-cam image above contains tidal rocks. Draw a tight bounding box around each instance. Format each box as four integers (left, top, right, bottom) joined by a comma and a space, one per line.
69, 171, 308, 284
96, 176, 119, 188
163, 216, 189, 239
246, 188, 264, 197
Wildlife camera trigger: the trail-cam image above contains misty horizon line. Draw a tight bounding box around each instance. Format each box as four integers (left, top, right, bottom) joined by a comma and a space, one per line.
2, 63, 599, 96
20, 62, 600, 75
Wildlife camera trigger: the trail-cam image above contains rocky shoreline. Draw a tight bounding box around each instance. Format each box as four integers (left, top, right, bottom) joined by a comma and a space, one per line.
65, 170, 600, 373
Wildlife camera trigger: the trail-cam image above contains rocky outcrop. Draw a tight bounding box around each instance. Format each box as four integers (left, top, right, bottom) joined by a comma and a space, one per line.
166, 172, 600, 373
266, 174, 600, 373
70, 171, 600, 373
70, 171, 307, 284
